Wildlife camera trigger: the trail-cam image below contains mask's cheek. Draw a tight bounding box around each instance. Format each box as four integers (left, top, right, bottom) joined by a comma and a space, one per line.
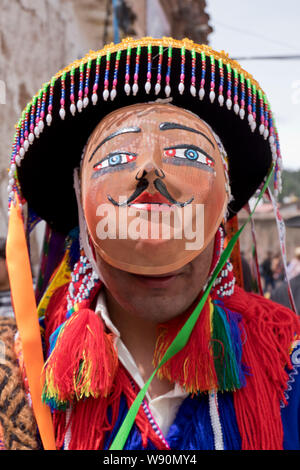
83, 183, 106, 244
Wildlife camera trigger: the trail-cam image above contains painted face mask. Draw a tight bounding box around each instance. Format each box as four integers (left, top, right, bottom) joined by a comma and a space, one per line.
81, 103, 230, 275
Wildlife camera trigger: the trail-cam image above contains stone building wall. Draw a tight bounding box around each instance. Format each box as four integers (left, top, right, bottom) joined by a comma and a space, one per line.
0, 0, 212, 270
0, 0, 110, 267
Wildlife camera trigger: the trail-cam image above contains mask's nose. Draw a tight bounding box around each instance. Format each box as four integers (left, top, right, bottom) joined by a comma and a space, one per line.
135, 161, 165, 181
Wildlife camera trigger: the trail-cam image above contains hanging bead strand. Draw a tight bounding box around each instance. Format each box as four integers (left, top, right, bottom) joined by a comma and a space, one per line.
18, 112, 26, 164
39, 84, 47, 133
92, 54, 101, 105
165, 46, 172, 97
251, 84, 257, 132
145, 43, 152, 94
132, 45, 141, 96
29, 96, 37, 143
239, 73, 245, 119
46, 77, 55, 126
34, 89, 43, 137
155, 45, 163, 95
199, 51, 206, 100
124, 46, 132, 96
246, 78, 254, 128
77, 62, 85, 112
233, 68, 239, 115
70, 66, 76, 115
190, 48, 196, 97
178, 46, 185, 95
111, 49, 121, 100
263, 94, 269, 139
103, 51, 111, 101
209, 55, 216, 103
83, 58, 92, 108
258, 89, 265, 135
218, 58, 224, 106
59, 72, 67, 120
225, 63, 232, 110
23, 103, 30, 152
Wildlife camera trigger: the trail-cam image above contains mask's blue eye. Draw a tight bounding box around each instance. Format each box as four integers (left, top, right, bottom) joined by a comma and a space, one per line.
184, 148, 199, 160
109, 154, 121, 166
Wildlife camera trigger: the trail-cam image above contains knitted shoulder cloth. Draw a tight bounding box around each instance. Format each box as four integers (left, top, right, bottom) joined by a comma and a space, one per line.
42, 278, 300, 450
224, 286, 300, 450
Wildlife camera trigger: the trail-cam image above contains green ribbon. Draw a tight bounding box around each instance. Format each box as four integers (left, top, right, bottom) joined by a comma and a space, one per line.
109, 166, 274, 450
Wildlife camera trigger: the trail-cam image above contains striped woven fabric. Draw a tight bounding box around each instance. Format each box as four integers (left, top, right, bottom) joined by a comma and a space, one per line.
0, 317, 39, 450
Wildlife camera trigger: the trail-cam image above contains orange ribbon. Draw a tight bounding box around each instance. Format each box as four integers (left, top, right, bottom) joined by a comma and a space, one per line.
6, 197, 56, 450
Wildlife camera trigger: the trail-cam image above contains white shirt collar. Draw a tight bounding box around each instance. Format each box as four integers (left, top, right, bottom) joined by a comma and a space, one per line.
94, 290, 188, 436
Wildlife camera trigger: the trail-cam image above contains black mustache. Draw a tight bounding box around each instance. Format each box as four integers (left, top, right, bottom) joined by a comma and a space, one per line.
107, 179, 149, 207
107, 178, 194, 207
154, 179, 194, 207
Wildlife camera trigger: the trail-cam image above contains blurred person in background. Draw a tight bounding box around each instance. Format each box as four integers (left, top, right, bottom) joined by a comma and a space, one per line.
260, 250, 274, 293
286, 247, 300, 281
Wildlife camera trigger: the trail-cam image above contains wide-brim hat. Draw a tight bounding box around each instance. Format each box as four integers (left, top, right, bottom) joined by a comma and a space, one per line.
8, 37, 282, 235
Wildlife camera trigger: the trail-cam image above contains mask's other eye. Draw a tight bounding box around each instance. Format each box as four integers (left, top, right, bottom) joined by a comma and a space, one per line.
93, 152, 137, 171
164, 146, 214, 168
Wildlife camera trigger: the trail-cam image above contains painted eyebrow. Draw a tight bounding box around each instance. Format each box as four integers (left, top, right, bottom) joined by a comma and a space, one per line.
88, 126, 141, 162
159, 122, 215, 149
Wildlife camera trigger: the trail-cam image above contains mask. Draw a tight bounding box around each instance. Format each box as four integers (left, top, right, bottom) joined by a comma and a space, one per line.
81, 103, 229, 275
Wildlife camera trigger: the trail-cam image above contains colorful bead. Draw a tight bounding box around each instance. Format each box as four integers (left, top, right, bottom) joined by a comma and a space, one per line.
103, 52, 111, 101
263, 95, 269, 139
155, 45, 163, 95
110, 50, 121, 100
92, 55, 101, 105
218, 58, 224, 106
46, 77, 55, 125
83, 58, 92, 107
124, 46, 131, 96
209, 55, 215, 103
145, 43, 152, 94
246, 78, 253, 128
251, 84, 257, 132
23, 103, 30, 151
67, 254, 100, 311
199, 51, 206, 100
190, 49, 196, 96
132, 45, 141, 96
225, 63, 232, 110
258, 89, 265, 135
59, 72, 67, 120
233, 68, 239, 115
77, 62, 84, 112
239, 73, 245, 119
70, 66, 76, 115
34, 89, 43, 137
39, 84, 47, 132
29, 96, 37, 143
178, 46, 185, 95
165, 46, 172, 97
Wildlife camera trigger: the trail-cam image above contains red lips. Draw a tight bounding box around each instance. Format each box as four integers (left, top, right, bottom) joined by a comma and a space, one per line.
131, 191, 171, 205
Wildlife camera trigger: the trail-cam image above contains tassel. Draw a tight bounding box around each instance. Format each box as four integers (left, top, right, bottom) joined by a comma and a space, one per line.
52, 365, 168, 450
227, 286, 300, 449
212, 302, 246, 390
42, 308, 118, 410
153, 299, 218, 394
